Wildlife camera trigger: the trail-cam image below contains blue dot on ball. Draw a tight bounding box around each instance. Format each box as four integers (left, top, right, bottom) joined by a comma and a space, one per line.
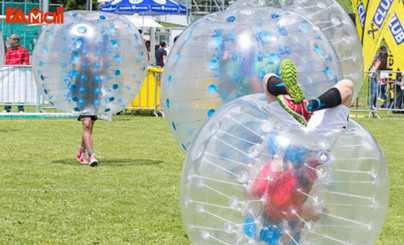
300, 24, 309, 33
243, 217, 257, 238
40, 75, 44, 81
49, 33, 54, 39
99, 15, 106, 20
72, 13, 78, 17
95, 88, 100, 94
119, 98, 125, 103
79, 99, 85, 106
115, 70, 121, 76
72, 96, 78, 102
226, 16, 236, 22
167, 75, 172, 85
109, 25, 116, 33
70, 84, 78, 90
78, 26, 87, 33
105, 108, 110, 112
113, 84, 118, 90
109, 97, 115, 102
94, 100, 100, 106
74, 107, 80, 111
166, 99, 170, 109
172, 122, 176, 131
82, 62, 86, 69
43, 47, 48, 54
315, 45, 322, 54
111, 40, 118, 47
209, 59, 218, 70
115, 55, 120, 61
44, 89, 48, 94
80, 87, 85, 94
95, 76, 101, 82
325, 66, 332, 76
126, 85, 131, 91
39, 61, 43, 67
75, 39, 83, 48
72, 70, 78, 76
95, 62, 101, 69
207, 84, 217, 94
185, 31, 192, 41
207, 109, 215, 117
212, 37, 222, 46
81, 75, 86, 82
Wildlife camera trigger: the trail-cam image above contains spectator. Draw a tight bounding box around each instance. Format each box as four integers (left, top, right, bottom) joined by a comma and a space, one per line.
369, 45, 388, 109
155, 41, 167, 67
3, 34, 29, 113
5, 34, 29, 65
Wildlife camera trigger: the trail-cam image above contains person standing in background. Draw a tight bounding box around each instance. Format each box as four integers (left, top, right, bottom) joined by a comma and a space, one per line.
3, 34, 29, 113
155, 41, 167, 68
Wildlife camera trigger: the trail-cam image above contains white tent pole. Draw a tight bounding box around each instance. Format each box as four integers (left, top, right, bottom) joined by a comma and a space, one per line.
150, 27, 156, 65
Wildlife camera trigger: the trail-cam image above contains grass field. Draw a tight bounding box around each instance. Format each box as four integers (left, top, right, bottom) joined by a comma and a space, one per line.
0, 111, 403, 244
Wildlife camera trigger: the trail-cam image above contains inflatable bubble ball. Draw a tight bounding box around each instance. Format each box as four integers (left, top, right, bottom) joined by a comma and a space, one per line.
180, 94, 389, 245
32, 11, 148, 115
162, 7, 344, 151
229, 0, 364, 96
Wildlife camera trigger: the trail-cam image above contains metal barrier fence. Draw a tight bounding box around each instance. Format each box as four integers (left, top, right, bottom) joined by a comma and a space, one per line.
0, 65, 402, 118
125, 66, 164, 117
0, 65, 42, 112
351, 70, 404, 118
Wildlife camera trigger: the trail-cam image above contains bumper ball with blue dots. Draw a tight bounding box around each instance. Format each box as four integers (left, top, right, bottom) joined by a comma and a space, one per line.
180, 94, 389, 245
32, 11, 148, 115
162, 7, 345, 151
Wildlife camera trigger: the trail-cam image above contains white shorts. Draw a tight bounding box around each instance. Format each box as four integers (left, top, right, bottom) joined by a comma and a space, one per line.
266, 102, 350, 132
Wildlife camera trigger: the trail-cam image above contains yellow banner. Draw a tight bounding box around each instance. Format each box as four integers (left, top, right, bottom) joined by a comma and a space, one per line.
385, 2, 404, 78
363, 0, 398, 71
351, 0, 369, 42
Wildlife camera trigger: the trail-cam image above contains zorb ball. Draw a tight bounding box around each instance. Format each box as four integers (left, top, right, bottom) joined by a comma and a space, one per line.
162, 7, 343, 151
180, 94, 389, 245
32, 11, 147, 115
229, 0, 364, 97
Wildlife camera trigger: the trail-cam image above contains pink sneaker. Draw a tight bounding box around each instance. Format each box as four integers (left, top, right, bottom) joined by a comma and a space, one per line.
277, 95, 312, 126
76, 151, 89, 164
89, 155, 98, 167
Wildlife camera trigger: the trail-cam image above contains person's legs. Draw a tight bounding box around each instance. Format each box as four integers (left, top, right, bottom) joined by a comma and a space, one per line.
17, 105, 24, 112
308, 78, 354, 112
4, 105, 11, 112
370, 76, 378, 108
82, 118, 98, 167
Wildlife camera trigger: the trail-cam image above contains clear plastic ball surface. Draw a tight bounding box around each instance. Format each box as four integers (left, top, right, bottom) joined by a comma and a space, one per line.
180, 94, 389, 245
32, 11, 148, 115
229, 0, 364, 97
162, 7, 343, 151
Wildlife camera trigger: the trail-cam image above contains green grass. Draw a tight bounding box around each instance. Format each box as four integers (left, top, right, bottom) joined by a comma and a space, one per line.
0, 112, 403, 244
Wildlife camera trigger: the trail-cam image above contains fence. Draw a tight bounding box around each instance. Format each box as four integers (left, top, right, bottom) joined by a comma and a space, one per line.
0, 65, 165, 118
351, 70, 404, 118
125, 66, 164, 117
0, 65, 403, 118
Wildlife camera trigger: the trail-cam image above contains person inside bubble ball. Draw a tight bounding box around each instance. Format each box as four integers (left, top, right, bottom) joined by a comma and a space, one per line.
249, 59, 355, 243
73, 35, 108, 167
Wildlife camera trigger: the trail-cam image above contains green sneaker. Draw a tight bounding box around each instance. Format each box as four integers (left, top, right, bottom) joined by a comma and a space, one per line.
280, 59, 305, 103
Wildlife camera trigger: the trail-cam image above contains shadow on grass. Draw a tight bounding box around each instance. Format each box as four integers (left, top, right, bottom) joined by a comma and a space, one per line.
53, 158, 163, 167
0, 128, 20, 133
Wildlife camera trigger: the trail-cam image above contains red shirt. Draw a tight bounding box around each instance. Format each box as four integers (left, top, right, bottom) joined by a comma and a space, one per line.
5, 45, 30, 65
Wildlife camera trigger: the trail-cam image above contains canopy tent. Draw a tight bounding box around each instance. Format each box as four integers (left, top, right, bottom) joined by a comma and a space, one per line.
123, 14, 163, 28
100, 0, 186, 15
